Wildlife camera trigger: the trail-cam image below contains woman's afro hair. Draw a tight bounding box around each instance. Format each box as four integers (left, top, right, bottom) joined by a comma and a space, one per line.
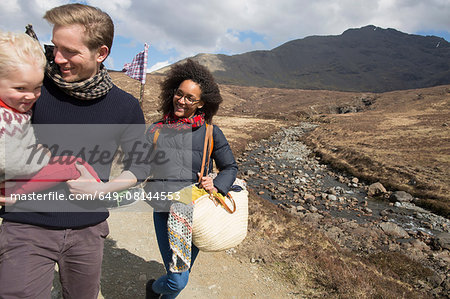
159, 59, 222, 123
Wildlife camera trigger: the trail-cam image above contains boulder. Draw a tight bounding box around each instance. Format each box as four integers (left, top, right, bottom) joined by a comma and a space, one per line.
409, 239, 430, 251
309, 206, 318, 213
433, 232, 450, 250
389, 191, 413, 203
327, 194, 337, 201
362, 207, 373, 214
368, 182, 387, 197
245, 169, 256, 176
379, 222, 409, 238
304, 193, 315, 202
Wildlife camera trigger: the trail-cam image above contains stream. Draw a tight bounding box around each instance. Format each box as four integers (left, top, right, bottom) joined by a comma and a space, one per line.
237, 123, 449, 237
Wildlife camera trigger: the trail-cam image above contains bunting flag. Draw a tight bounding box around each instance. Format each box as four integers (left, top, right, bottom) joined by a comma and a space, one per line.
122, 43, 149, 84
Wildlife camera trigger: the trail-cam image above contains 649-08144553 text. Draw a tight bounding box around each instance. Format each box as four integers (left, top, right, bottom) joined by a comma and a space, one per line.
98, 190, 181, 202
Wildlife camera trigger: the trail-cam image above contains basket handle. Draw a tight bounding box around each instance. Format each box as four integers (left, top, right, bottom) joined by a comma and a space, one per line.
198, 123, 213, 182
210, 193, 236, 214
198, 124, 236, 213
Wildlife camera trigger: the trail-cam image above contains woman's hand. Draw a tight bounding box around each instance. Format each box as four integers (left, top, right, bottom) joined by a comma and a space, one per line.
67, 163, 105, 197
198, 173, 218, 193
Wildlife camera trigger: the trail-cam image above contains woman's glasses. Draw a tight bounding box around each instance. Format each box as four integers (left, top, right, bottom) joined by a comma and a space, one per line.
174, 89, 200, 105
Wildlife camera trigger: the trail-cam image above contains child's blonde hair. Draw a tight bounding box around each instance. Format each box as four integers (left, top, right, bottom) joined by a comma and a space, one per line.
0, 30, 46, 79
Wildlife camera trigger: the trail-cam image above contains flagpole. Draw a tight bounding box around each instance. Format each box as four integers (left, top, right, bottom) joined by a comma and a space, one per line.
139, 81, 145, 108
138, 44, 148, 108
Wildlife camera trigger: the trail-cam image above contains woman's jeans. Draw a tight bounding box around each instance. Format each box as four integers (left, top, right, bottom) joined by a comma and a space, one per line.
153, 212, 200, 299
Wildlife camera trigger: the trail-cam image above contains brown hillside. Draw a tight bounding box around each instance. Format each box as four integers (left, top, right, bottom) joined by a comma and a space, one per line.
110, 72, 450, 215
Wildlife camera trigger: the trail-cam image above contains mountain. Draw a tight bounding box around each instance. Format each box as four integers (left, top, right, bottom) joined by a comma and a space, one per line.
152, 25, 450, 92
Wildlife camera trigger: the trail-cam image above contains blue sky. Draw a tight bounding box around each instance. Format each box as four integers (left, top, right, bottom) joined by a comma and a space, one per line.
1, 0, 449, 73
111, 30, 271, 72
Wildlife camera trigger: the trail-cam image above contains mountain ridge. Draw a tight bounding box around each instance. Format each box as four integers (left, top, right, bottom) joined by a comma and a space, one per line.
152, 25, 450, 92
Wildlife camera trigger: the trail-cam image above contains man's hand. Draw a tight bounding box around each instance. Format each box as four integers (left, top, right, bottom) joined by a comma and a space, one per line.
0, 195, 16, 206
67, 165, 138, 199
67, 163, 104, 197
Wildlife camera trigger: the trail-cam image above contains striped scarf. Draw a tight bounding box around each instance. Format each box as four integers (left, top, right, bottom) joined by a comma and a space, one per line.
46, 62, 113, 100
168, 202, 193, 272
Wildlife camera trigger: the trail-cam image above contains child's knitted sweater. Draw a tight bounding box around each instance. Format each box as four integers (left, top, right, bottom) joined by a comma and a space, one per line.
0, 106, 50, 181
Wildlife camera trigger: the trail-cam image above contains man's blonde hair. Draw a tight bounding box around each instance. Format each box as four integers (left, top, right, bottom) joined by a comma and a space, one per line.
0, 30, 46, 78
44, 3, 114, 55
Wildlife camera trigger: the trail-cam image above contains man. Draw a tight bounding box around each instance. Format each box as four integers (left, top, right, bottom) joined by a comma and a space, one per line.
0, 4, 149, 298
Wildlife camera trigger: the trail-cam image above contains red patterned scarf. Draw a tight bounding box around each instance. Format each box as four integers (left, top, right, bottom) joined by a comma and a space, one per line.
149, 112, 205, 133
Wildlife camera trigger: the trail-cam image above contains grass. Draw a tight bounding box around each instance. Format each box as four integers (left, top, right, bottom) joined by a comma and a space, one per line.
235, 190, 429, 298
366, 252, 434, 285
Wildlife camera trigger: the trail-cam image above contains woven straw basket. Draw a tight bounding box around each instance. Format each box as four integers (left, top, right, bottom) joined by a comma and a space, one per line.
192, 188, 248, 252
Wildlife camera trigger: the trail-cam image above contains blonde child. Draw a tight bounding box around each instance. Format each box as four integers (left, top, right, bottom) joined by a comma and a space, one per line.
0, 30, 99, 203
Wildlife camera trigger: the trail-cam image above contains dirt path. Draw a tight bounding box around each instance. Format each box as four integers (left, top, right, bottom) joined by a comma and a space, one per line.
98, 200, 296, 299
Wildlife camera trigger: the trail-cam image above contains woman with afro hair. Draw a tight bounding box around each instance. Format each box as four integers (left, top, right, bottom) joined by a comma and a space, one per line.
144, 59, 238, 298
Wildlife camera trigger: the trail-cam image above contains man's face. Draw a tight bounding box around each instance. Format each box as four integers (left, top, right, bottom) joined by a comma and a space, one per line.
51, 24, 104, 82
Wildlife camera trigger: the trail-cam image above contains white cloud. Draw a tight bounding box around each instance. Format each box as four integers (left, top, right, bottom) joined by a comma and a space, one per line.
90, 0, 449, 56
87, 0, 132, 12
148, 61, 171, 72
1, 0, 448, 66
0, 0, 21, 13
0, 0, 64, 36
